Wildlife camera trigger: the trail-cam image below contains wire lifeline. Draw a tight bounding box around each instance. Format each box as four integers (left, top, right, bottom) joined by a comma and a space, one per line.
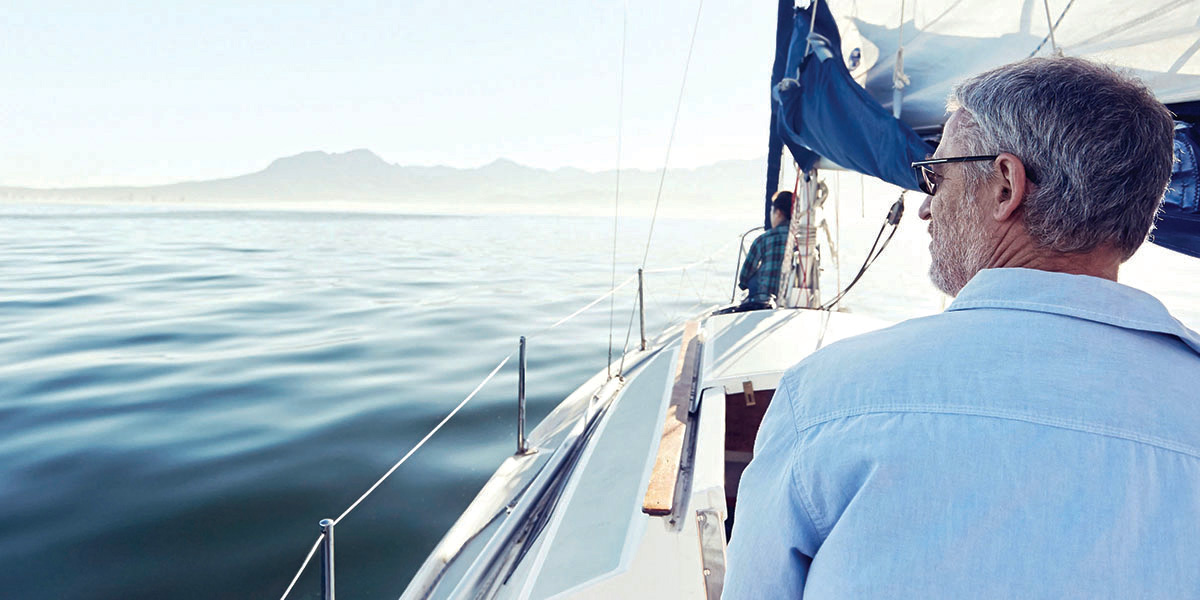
654, 237, 740, 323
608, 0, 628, 380
678, 268, 708, 308
643, 236, 741, 274
620, 0, 704, 376
616, 290, 642, 377
317, 265, 654, 532
537, 274, 638, 336
279, 533, 326, 600
276, 246, 734, 598
331, 354, 512, 525
620, 234, 740, 369
636, 0, 703, 272
694, 249, 719, 305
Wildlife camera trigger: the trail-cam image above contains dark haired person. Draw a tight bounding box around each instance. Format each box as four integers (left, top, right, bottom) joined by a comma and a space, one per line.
736, 190, 793, 310
726, 57, 1200, 598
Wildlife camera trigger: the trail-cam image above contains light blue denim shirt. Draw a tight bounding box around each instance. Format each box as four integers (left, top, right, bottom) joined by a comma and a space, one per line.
725, 268, 1200, 599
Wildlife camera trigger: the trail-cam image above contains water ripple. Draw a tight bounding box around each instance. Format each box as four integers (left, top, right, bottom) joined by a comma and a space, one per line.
0, 205, 927, 599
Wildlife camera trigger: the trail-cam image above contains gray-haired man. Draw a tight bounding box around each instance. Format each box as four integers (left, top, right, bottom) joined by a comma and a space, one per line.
726, 57, 1200, 598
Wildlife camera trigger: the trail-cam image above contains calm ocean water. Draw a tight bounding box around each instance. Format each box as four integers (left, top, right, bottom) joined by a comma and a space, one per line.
2, 201, 1195, 599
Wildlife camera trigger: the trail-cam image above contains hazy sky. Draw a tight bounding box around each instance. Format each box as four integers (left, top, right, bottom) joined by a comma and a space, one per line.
3, 1, 776, 187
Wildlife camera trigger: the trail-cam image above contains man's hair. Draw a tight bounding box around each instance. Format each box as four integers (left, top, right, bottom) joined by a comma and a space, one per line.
772, 190, 794, 222
949, 56, 1175, 260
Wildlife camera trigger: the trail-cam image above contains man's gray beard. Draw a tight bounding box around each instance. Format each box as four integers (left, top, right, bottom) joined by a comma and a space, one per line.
929, 213, 990, 297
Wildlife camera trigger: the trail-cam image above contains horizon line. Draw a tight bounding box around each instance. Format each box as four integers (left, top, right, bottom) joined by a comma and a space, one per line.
1, 150, 769, 192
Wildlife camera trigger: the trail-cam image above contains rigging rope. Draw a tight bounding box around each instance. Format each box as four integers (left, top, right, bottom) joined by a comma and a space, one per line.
820, 192, 905, 310
892, 0, 910, 118
607, 0, 628, 380
332, 355, 512, 525
1030, 0, 1075, 57
1041, 0, 1062, 55
616, 292, 641, 376
618, 0, 704, 377
637, 0, 704, 271
279, 534, 326, 600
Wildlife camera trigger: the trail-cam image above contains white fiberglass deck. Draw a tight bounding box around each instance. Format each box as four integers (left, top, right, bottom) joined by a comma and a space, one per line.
401, 307, 892, 600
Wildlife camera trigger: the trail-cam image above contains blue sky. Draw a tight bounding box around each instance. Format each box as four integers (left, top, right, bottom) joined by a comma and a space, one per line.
3, 1, 775, 187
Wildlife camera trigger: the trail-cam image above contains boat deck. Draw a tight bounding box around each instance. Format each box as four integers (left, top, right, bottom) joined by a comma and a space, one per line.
401, 307, 892, 599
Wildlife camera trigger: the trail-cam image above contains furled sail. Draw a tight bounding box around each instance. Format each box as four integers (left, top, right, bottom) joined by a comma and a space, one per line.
773, 0, 1200, 258
773, 0, 932, 191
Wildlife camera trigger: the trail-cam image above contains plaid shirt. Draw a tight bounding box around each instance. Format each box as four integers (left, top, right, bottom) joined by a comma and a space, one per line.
738, 224, 789, 299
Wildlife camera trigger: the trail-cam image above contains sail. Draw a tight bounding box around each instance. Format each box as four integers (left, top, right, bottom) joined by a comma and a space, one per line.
827, 0, 1200, 133
773, 0, 932, 191
775, 0, 1200, 258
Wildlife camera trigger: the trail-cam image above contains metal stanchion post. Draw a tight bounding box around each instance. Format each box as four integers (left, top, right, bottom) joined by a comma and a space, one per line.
638, 268, 647, 351
320, 519, 335, 600
517, 336, 527, 454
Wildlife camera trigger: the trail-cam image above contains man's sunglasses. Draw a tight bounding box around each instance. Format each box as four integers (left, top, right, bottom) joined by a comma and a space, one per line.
910, 155, 1039, 196
910, 155, 997, 196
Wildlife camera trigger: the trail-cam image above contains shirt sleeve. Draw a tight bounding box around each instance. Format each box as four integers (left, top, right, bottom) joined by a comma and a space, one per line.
723, 381, 823, 598
739, 235, 763, 290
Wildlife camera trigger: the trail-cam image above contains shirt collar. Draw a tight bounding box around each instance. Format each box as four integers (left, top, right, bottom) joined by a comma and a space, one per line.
947, 268, 1200, 355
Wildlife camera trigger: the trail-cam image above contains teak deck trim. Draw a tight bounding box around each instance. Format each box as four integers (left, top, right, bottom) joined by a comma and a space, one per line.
642, 320, 702, 516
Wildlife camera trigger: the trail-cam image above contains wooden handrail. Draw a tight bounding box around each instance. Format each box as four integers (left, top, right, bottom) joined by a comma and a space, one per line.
642, 320, 703, 515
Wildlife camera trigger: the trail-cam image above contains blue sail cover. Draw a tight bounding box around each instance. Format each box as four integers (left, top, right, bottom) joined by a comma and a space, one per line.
773, 2, 1200, 258
1157, 123, 1200, 258
772, 1, 932, 191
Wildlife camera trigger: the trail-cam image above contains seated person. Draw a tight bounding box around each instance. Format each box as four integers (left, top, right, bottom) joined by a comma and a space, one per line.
736, 191, 793, 309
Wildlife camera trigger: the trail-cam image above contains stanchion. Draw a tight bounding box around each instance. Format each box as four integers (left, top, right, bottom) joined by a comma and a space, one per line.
320, 518, 335, 600
638, 268, 647, 350
517, 336, 527, 454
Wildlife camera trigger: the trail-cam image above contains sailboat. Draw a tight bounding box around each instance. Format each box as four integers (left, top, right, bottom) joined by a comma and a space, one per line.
278, 1, 1200, 598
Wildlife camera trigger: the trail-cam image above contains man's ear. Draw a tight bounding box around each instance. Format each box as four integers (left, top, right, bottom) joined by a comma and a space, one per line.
990, 153, 1029, 222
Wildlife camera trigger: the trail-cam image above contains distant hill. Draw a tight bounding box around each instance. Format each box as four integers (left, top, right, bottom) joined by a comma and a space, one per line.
0, 150, 769, 217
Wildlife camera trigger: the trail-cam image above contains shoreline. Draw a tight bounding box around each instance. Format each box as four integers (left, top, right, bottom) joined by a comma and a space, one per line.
0, 197, 751, 221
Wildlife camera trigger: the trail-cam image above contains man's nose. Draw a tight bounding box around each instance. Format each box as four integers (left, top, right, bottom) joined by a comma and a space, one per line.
918, 195, 932, 220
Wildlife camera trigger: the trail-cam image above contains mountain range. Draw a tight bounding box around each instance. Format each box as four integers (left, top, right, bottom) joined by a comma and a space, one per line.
0, 149, 768, 217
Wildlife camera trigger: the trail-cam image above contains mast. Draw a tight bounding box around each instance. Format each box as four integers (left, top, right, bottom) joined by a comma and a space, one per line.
764, 0, 793, 229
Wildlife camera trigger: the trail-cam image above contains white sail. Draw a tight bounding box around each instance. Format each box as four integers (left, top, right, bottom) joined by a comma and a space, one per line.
826, 0, 1200, 130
